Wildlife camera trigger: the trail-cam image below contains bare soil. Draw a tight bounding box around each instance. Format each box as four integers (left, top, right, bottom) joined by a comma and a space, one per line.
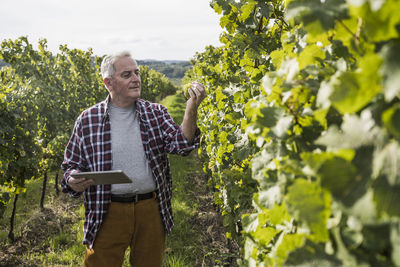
187, 173, 240, 267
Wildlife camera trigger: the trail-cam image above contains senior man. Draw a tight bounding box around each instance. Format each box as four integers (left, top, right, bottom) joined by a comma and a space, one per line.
61, 51, 206, 267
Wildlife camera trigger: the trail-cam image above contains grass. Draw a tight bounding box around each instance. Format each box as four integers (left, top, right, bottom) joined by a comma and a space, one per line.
164, 153, 202, 266
161, 90, 186, 125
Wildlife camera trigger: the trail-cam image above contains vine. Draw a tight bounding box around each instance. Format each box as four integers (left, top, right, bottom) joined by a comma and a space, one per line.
187, 0, 400, 265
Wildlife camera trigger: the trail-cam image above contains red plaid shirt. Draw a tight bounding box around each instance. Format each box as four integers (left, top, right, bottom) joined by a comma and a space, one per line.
61, 96, 200, 249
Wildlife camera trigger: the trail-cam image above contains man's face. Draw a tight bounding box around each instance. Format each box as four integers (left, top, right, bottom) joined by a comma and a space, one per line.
106, 57, 141, 107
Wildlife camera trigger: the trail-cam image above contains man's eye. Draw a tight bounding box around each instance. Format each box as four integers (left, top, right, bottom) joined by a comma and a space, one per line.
122, 72, 131, 78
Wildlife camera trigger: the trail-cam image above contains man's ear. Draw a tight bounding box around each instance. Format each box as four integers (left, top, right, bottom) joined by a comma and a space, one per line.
104, 77, 113, 91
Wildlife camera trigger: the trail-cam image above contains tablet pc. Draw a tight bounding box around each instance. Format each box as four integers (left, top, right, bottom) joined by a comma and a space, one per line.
70, 170, 132, 185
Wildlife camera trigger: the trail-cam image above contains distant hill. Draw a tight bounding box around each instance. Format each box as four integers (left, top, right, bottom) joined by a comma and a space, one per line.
137, 60, 191, 80
0, 59, 191, 80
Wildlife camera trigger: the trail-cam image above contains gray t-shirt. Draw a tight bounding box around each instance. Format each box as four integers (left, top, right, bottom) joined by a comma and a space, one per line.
109, 103, 156, 195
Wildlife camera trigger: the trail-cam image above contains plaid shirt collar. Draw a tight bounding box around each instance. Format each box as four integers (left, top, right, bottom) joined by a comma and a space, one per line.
102, 95, 151, 127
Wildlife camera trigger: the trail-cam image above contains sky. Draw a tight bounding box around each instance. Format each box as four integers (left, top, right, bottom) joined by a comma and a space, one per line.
0, 0, 223, 61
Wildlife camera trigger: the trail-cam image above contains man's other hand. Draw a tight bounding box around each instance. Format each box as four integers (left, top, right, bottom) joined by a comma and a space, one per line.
186, 81, 206, 109
68, 177, 95, 192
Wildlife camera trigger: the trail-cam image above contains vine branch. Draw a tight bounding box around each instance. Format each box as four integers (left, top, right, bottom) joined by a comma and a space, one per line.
334, 17, 362, 45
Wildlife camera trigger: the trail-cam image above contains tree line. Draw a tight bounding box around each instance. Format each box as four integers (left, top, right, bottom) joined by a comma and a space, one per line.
137, 60, 191, 80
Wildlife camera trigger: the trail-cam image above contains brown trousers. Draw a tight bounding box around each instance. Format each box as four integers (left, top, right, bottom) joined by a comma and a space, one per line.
84, 195, 165, 267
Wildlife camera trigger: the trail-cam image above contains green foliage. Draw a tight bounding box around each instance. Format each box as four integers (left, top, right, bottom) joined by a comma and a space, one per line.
0, 68, 41, 192
0, 37, 105, 204
139, 65, 179, 102
188, 0, 400, 265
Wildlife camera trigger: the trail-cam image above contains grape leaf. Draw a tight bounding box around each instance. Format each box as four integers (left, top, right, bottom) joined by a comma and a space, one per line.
253, 226, 278, 247
318, 157, 358, 205
330, 53, 382, 114
287, 179, 331, 241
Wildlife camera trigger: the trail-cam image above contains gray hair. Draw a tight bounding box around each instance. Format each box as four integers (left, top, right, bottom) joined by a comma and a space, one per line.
100, 51, 137, 79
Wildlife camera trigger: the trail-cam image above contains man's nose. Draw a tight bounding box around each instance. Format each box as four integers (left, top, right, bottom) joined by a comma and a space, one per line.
131, 73, 140, 82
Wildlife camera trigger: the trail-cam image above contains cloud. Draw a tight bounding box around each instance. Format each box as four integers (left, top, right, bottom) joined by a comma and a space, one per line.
0, 0, 222, 60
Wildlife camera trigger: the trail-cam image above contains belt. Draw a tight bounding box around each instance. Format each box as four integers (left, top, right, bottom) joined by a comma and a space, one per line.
111, 192, 154, 203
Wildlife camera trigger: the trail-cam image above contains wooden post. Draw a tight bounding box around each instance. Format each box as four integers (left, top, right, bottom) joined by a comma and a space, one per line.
40, 171, 48, 211
8, 194, 19, 242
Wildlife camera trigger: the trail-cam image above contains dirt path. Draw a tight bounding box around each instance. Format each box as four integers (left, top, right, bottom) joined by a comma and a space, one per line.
187, 172, 240, 266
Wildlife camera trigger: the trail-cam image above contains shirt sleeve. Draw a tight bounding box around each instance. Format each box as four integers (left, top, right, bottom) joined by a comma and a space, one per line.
159, 105, 201, 156
60, 117, 85, 197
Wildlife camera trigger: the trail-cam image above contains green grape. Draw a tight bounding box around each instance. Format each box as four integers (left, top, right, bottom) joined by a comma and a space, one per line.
183, 83, 192, 100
